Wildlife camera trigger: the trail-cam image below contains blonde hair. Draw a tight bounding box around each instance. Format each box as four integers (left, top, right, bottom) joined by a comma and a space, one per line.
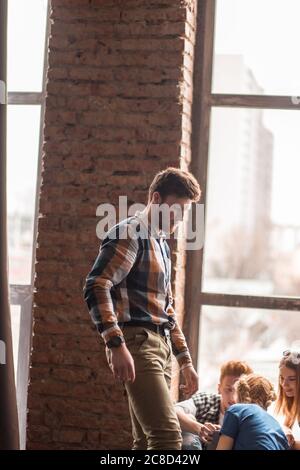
275, 353, 300, 428
236, 374, 276, 410
219, 360, 253, 383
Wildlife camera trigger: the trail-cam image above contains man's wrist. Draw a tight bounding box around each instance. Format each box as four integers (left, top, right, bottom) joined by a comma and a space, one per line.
106, 335, 125, 349
193, 422, 203, 436
180, 362, 193, 372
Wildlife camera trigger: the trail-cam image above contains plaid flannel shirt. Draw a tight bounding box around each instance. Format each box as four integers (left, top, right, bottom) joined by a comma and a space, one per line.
83, 209, 192, 367
176, 392, 221, 424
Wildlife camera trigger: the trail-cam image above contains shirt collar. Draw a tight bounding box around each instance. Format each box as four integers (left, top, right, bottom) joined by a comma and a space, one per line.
134, 208, 166, 240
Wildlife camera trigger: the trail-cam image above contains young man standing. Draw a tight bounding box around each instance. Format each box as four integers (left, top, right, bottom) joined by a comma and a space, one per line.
175, 360, 253, 449
84, 167, 201, 450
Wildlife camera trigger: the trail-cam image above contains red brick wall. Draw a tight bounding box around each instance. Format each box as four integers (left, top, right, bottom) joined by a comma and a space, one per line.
27, 0, 197, 450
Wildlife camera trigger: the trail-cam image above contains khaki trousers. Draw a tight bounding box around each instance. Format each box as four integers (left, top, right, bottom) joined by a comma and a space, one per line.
107, 326, 182, 450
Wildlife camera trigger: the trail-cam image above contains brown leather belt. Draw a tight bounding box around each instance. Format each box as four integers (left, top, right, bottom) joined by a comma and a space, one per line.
118, 320, 171, 337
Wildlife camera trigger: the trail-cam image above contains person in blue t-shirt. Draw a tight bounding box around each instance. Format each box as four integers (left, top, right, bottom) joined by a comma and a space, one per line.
216, 373, 289, 450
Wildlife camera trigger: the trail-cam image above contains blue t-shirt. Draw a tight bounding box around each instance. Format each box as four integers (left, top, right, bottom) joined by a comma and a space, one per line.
221, 403, 289, 450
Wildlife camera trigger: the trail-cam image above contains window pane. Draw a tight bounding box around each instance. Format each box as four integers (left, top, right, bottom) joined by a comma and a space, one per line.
7, 105, 41, 284
8, 0, 48, 92
203, 107, 300, 297
198, 306, 300, 391
10, 305, 21, 382
213, 0, 300, 96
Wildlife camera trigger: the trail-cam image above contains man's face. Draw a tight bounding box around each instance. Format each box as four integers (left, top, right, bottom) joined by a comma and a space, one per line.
151, 193, 191, 234
218, 375, 240, 411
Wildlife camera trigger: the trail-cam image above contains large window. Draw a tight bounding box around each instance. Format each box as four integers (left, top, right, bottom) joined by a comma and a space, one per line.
187, 0, 300, 390
7, 0, 49, 449
7, 105, 41, 285
212, 0, 300, 97
204, 108, 300, 298
199, 306, 300, 391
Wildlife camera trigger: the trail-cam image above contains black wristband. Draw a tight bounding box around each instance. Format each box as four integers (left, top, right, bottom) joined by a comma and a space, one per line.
106, 336, 125, 349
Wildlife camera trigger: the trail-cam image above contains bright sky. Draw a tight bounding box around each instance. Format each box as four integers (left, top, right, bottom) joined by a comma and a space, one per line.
6, 0, 300, 226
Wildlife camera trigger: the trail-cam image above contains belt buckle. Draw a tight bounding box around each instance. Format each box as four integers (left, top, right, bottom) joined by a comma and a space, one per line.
164, 327, 170, 337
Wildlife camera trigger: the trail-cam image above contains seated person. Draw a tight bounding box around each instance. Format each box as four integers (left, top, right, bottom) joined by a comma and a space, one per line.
175, 360, 253, 450
269, 348, 300, 450
217, 373, 289, 450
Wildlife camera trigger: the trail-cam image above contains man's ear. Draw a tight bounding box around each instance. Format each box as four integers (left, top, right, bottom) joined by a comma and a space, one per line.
152, 191, 162, 204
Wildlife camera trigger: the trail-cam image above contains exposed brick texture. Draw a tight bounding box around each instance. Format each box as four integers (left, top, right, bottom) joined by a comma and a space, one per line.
27, 0, 197, 450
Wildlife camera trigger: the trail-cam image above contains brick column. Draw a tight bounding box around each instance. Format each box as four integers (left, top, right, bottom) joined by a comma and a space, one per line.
27, 0, 197, 450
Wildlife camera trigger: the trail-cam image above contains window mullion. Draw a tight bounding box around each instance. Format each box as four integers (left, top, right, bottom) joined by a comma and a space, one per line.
183, 0, 216, 367
209, 93, 300, 110
200, 292, 300, 311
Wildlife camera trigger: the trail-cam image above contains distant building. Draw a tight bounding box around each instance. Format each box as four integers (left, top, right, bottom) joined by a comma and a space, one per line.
204, 54, 274, 281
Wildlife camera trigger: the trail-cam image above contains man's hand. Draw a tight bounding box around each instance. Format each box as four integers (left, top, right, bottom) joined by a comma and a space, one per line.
196, 423, 214, 443
180, 365, 199, 397
107, 344, 136, 383
197, 422, 220, 444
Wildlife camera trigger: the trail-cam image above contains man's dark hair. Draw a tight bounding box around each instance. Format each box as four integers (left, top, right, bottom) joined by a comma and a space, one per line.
148, 167, 201, 203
